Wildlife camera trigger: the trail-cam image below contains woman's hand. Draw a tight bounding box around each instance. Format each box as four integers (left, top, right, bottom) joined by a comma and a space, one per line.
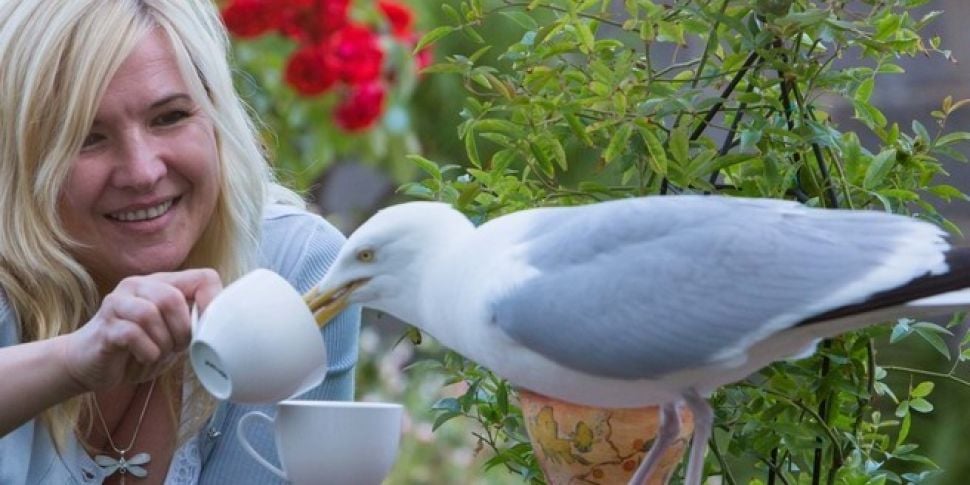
60, 268, 222, 392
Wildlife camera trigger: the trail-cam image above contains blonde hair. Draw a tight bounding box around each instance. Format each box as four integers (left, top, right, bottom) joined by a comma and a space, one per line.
0, 0, 302, 450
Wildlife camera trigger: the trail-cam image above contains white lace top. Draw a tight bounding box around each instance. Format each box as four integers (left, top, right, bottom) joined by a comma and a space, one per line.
163, 435, 202, 485
162, 367, 205, 485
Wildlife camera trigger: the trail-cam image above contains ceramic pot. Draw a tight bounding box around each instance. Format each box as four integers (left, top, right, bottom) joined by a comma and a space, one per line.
518, 390, 693, 485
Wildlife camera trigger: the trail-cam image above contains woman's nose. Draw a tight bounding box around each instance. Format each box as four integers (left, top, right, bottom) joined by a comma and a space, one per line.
111, 130, 167, 190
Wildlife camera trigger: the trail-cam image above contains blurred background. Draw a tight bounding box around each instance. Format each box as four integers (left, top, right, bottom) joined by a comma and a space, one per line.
222, 0, 970, 483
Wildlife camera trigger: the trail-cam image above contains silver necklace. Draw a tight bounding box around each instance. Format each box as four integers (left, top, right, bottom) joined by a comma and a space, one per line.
93, 379, 157, 483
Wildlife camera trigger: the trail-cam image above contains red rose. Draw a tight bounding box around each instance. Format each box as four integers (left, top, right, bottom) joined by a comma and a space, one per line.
334, 81, 386, 131
377, 0, 414, 39
317, 0, 351, 36
328, 24, 384, 84
279, 0, 349, 42
284, 43, 338, 96
222, 0, 280, 38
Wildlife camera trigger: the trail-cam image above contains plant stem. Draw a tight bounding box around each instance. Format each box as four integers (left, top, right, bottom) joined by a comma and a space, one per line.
740, 384, 844, 456
660, 50, 760, 195
763, 448, 793, 485
710, 83, 755, 186
811, 341, 833, 485
881, 365, 970, 389
767, 448, 778, 485
791, 85, 839, 208
690, 51, 761, 143
709, 431, 738, 485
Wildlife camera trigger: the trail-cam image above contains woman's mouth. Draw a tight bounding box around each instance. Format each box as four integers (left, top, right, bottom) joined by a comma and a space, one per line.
106, 198, 177, 222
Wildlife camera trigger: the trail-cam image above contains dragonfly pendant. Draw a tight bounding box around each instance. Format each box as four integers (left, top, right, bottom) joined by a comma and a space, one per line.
95, 451, 151, 483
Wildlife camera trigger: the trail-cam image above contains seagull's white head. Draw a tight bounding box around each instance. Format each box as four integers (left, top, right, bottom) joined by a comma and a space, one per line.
308, 201, 474, 327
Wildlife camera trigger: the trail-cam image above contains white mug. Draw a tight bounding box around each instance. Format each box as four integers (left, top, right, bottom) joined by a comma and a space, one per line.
237, 400, 404, 485
189, 268, 327, 403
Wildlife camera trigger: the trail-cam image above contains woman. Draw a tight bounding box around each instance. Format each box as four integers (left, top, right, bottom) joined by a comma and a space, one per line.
0, 1, 360, 483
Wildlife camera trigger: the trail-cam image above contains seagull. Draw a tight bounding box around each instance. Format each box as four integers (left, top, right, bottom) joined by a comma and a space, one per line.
305, 195, 970, 485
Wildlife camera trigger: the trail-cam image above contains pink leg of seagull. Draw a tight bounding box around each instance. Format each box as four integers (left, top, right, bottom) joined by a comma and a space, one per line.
682, 390, 713, 485
628, 402, 681, 485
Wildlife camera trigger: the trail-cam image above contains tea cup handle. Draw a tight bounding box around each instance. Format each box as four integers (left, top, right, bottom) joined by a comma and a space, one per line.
236, 411, 287, 480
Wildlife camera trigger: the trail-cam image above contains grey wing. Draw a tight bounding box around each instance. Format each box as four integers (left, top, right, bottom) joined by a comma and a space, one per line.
489, 195, 947, 380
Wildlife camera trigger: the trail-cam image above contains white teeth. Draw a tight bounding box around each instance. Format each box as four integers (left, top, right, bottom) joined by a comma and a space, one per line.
109, 199, 173, 222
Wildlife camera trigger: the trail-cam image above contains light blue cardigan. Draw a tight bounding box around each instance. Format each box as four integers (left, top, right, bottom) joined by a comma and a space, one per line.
0, 204, 361, 484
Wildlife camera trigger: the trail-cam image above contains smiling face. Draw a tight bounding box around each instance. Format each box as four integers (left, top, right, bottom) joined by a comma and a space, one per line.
58, 30, 220, 291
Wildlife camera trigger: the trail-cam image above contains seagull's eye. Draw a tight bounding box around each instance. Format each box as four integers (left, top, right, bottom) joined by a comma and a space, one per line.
356, 248, 375, 262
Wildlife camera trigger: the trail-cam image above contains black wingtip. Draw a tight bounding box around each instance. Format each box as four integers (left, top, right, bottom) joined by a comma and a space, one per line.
801, 246, 970, 325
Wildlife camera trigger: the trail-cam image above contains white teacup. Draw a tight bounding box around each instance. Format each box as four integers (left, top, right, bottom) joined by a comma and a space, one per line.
189, 268, 327, 403
237, 400, 404, 485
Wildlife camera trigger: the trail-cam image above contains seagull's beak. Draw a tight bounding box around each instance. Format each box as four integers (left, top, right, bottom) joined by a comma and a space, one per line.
303, 279, 368, 328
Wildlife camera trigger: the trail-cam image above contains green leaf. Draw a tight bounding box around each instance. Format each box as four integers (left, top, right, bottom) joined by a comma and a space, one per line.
440, 3, 460, 23
407, 155, 442, 180
669, 126, 690, 165
914, 326, 951, 359
911, 381, 934, 398
432, 411, 460, 431
398, 183, 434, 199
528, 139, 555, 177
657, 20, 685, 45
896, 408, 911, 447
855, 78, 875, 103
460, 25, 486, 44
456, 182, 481, 209
928, 184, 969, 202
879, 188, 918, 201
474, 119, 522, 135
936, 132, 970, 147
496, 382, 509, 415
637, 124, 668, 176
891, 318, 913, 343
602, 124, 633, 165
415, 26, 457, 53
853, 99, 888, 129
776, 9, 829, 29
545, 137, 568, 171
912, 120, 931, 145
498, 11, 538, 30
431, 397, 460, 413
576, 21, 596, 53
912, 321, 953, 335
878, 63, 905, 74
864, 149, 897, 189
874, 381, 898, 403
739, 129, 762, 153
909, 398, 934, 413
464, 126, 481, 168
564, 112, 594, 147
874, 13, 903, 41
420, 63, 469, 75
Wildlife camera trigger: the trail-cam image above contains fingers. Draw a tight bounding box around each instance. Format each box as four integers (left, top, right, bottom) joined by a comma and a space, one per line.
101, 311, 162, 365
149, 268, 223, 312
63, 268, 224, 391
101, 269, 222, 368
118, 278, 193, 350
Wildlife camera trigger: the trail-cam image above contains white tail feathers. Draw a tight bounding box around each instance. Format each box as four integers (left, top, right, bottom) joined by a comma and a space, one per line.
908, 288, 970, 309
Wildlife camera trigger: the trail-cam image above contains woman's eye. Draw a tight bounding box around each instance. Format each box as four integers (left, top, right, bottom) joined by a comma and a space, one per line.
154, 110, 190, 126
81, 133, 105, 149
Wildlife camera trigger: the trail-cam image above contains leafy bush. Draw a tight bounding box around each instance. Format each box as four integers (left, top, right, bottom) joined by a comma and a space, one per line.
404, 0, 970, 483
